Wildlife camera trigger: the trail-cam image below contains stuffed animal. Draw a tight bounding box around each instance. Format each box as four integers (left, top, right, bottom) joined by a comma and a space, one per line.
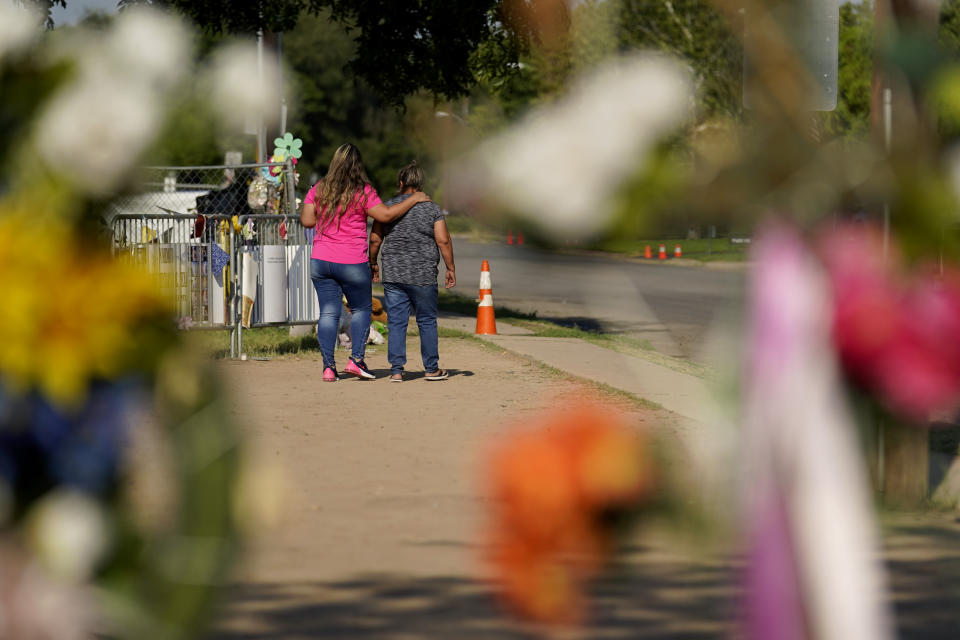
338, 297, 388, 347
371, 297, 388, 323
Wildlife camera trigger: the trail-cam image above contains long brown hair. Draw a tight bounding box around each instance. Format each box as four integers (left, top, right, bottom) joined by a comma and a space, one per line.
316, 143, 371, 230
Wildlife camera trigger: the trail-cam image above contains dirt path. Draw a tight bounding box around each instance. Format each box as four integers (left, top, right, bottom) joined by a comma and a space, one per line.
204, 335, 960, 639
209, 335, 715, 638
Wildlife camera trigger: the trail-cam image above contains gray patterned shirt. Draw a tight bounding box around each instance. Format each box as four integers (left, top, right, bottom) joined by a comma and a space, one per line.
379, 194, 446, 286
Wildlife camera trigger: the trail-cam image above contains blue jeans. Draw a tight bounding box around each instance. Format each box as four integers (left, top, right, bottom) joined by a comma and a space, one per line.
310, 259, 372, 369
382, 283, 439, 374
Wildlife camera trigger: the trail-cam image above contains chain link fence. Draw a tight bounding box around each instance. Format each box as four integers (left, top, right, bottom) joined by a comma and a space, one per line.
110, 162, 296, 219
108, 162, 312, 358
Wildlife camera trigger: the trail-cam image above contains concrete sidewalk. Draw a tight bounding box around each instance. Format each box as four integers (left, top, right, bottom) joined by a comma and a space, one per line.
438, 314, 714, 423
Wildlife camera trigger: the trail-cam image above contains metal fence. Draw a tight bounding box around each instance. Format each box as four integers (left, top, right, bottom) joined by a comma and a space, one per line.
108, 162, 315, 358
235, 214, 318, 355
111, 212, 235, 327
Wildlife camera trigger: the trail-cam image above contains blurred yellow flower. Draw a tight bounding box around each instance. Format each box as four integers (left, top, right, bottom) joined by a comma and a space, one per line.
0, 213, 172, 406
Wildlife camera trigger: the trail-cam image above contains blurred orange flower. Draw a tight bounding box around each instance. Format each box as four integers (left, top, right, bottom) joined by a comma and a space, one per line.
483, 402, 653, 626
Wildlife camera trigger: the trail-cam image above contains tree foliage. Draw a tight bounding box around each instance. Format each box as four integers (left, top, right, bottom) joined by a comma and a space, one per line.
937, 0, 960, 139
617, 0, 742, 119
13, 0, 65, 29
942, 0, 960, 53
821, 1, 873, 137
109, 0, 568, 104
281, 9, 428, 191
321, 0, 501, 102
472, 0, 742, 125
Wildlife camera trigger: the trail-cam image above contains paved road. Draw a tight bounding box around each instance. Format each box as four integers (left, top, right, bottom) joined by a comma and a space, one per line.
447, 238, 747, 361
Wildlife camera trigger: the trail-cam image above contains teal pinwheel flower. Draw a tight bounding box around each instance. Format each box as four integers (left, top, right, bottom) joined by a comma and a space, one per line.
273, 132, 302, 160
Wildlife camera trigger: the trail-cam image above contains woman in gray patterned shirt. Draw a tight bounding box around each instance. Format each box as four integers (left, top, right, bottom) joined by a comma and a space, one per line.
369, 161, 456, 382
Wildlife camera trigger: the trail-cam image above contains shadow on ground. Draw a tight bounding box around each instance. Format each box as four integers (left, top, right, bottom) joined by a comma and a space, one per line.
929, 422, 960, 490
209, 520, 960, 639
209, 553, 737, 640
884, 519, 960, 639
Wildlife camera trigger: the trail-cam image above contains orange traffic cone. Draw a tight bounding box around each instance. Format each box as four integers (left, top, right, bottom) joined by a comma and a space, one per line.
507, 230, 514, 245
517, 231, 525, 246
644, 245, 652, 259
476, 259, 497, 335
658, 244, 667, 260
674, 244, 682, 258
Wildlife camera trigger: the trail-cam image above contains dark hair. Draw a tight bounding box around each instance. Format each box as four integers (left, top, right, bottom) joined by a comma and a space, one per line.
396, 160, 424, 192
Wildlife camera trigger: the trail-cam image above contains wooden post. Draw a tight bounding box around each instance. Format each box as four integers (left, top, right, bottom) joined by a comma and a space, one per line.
871, 0, 934, 505
883, 421, 929, 506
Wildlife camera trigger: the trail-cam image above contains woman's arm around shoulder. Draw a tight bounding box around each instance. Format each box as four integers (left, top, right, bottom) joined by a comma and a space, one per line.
366, 191, 431, 223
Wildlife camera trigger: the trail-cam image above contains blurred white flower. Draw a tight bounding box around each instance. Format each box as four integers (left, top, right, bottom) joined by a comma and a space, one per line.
452, 53, 692, 240
0, 541, 98, 640
34, 8, 192, 195
105, 8, 190, 90
27, 490, 110, 583
205, 43, 282, 129
0, 2, 41, 61
37, 77, 161, 196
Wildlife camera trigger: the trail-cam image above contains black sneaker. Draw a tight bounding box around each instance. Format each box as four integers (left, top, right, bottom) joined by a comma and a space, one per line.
344, 358, 376, 379
322, 366, 340, 382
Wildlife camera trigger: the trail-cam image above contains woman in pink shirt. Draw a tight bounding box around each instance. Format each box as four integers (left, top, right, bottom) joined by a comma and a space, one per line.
300, 143, 428, 381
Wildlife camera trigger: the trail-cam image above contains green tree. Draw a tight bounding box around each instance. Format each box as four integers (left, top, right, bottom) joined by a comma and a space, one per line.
112, 0, 566, 105
25, 0, 571, 103
282, 9, 434, 194
478, 0, 742, 123
617, 0, 742, 119
940, 0, 960, 53
465, 0, 619, 130
936, 0, 960, 140
133, 7, 435, 186
147, 92, 256, 166
821, 1, 873, 137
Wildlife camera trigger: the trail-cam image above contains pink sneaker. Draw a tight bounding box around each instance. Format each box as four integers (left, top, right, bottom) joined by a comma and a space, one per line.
344, 358, 375, 379
322, 367, 339, 382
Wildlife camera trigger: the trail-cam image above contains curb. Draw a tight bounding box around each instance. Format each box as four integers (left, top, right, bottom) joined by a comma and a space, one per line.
436, 315, 713, 422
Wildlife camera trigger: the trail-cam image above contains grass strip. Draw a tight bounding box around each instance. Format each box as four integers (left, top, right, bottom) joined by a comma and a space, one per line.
437, 290, 710, 379
437, 327, 665, 412
598, 237, 750, 262
186, 327, 319, 359
437, 289, 538, 320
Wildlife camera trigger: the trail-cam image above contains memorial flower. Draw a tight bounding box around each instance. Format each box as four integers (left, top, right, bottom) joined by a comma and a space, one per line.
0, 2, 41, 60
35, 8, 189, 196
484, 403, 652, 625
0, 8, 261, 639
0, 215, 172, 406
273, 132, 303, 160
205, 43, 281, 129
267, 153, 285, 179
742, 225, 894, 640
820, 226, 960, 422
452, 53, 692, 240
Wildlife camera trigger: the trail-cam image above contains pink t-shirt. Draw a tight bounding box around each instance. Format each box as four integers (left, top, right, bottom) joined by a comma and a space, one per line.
305, 183, 382, 263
